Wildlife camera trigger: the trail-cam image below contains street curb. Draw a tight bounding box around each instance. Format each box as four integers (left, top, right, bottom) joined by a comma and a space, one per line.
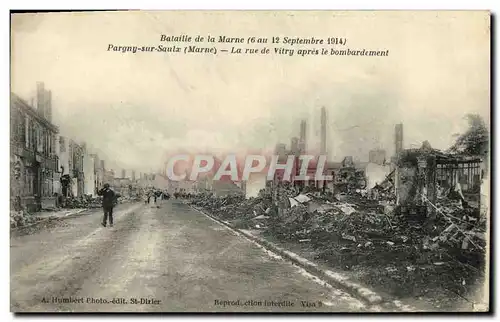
190, 204, 388, 307
240, 231, 385, 306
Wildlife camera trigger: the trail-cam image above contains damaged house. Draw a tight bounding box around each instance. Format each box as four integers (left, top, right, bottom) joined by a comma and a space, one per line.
333, 156, 368, 193
395, 141, 484, 218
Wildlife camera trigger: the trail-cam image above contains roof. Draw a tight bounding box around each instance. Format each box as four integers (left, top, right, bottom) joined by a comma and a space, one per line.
11, 92, 59, 133
401, 147, 482, 165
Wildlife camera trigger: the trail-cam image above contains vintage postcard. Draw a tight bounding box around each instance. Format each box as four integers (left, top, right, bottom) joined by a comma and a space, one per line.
10, 10, 490, 313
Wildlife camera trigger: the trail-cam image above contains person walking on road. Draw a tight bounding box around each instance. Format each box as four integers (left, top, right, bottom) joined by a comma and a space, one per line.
154, 189, 162, 207
97, 183, 116, 228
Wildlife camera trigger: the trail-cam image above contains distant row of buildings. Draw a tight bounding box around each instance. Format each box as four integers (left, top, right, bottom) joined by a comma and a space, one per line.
267, 108, 396, 193
9, 82, 144, 212
270, 109, 487, 215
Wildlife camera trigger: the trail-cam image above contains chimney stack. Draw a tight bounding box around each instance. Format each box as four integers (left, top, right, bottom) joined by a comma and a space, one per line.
35, 82, 53, 122
395, 123, 403, 157
46, 90, 52, 122
299, 120, 307, 153
36, 82, 45, 116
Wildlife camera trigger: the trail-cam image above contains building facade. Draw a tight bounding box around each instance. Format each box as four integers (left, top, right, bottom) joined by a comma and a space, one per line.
138, 173, 170, 190
112, 177, 132, 197
69, 140, 85, 197
10, 92, 59, 212
84, 152, 96, 196
55, 134, 71, 198
92, 155, 104, 194
104, 169, 115, 186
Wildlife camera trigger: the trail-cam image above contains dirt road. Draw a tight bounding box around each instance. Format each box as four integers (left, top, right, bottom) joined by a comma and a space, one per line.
11, 200, 370, 312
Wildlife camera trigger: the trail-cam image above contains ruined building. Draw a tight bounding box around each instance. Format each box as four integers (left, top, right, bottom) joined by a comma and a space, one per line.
10, 84, 59, 212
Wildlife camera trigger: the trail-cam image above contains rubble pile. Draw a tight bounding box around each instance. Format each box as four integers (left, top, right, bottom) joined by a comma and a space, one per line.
62, 193, 137, 208
266, 199, 392, 257
280, 194, 486, 298
266, 205, 309, 240
189, 188, 486, 298
284, 196, 485, 270
190, 193, 273, 228
10, 210, 43, 228
117, 195, 139, 203
191, 194, 244, 213
189, 191, 485, 265
63, 196, 102, 209
425, 198, 487, 264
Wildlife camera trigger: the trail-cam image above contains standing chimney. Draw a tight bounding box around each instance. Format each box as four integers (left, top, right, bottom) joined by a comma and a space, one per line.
299, 120, 307, 154
46, 90, 52, 122
395, 123, 403, 157
36, 82, 45, 116
320, 107, 327, 155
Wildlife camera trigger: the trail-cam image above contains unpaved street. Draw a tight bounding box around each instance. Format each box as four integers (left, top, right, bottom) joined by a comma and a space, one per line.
11, 200, 368, 312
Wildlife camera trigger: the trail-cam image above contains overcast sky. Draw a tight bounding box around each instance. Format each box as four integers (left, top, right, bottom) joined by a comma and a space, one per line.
11, 11, 490, 172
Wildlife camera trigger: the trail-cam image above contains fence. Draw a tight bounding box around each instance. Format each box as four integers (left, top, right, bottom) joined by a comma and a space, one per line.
435, 158, 482, 194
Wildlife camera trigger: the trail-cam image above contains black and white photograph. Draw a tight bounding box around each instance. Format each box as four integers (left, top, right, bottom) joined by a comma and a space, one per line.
9, 10, 490, 313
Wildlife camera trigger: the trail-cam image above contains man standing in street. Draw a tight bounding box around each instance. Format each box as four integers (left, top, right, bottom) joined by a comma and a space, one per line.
154, 189, 162, 207
97, 183, 116, 227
